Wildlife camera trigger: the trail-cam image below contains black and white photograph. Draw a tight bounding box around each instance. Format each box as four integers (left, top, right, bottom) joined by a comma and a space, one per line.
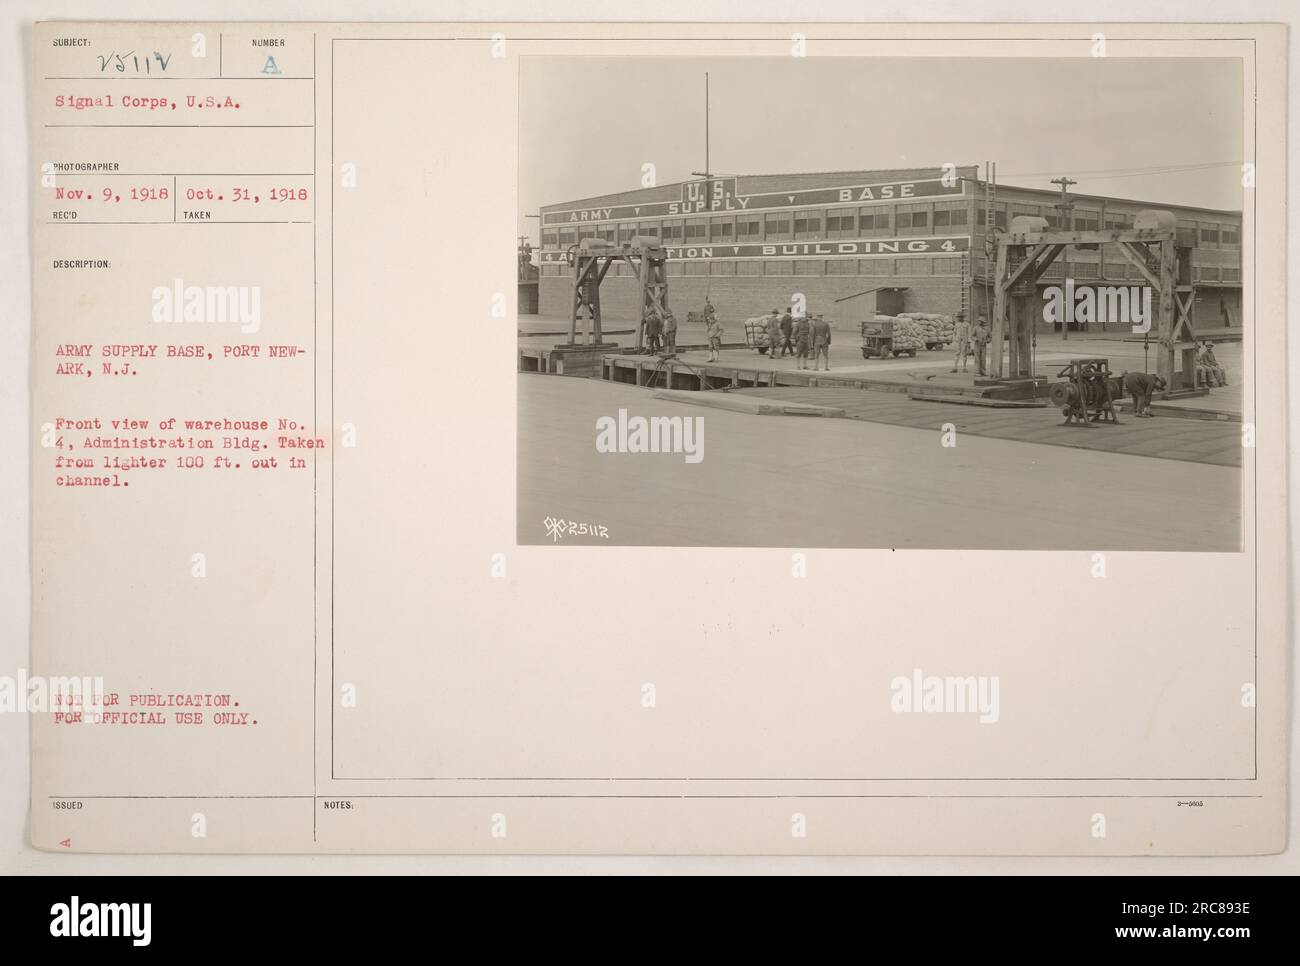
518, 56, 1244, 550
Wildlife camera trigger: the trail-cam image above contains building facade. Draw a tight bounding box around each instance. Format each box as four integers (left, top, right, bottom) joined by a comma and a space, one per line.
536, 166, 1243, 331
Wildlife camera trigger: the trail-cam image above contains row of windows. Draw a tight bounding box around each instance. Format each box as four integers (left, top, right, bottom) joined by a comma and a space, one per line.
971, 204, 1240, 246
540, 256, 965, 278
545, 199, 1239, 250
542, 202, 974, 248
966, 254, 1242, 283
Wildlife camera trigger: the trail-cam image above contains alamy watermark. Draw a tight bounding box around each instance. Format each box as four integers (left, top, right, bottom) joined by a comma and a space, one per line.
1, 669, 105, 723
595, 408, 704, 463
890, 668, 1000, 724
1042, 279, 1151, 334
151, 277, 261, 333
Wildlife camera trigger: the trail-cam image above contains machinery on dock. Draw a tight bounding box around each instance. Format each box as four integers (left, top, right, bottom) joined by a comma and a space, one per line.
1048, 358, 1122, 426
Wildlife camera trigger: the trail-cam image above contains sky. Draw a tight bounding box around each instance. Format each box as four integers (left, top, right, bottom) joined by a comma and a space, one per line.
518, 56, 1243, 241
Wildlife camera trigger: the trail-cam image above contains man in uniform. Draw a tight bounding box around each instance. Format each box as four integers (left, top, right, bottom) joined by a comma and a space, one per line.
1122, 370, 1168, 417
1198, 341, 1227, 387
661, 307, 678, 356
972, 315, 991, 376
811, 314, 832, 371
792, 314, 812, 370
706, 314, 724, 363
644, 307, 662, 353
951, 312, 972, 374
766, 311, 784, 361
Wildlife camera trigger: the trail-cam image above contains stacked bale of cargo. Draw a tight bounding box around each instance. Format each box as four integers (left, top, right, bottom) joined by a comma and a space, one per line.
896, 312, 956, 347
744, 316, 773, 350
887, 316, 926, 353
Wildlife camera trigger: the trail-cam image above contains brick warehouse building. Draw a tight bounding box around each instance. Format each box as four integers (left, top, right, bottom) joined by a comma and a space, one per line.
535, 165, 1243, 332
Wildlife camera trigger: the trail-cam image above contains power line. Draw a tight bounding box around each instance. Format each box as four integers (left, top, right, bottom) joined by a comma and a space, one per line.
997, 160, 1241, 180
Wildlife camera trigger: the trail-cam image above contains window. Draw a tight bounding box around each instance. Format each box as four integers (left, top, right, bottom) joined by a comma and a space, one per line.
859, 259, 892, 276
1104, 213, 1132, 230
1073, 262, 1099, 279
618, 222, 638, 245
684, 218, 707, 241
558, 227, 577, 245
711, 261, 736, 276
577, 226, 595, 242
826, 208, 856, 237
794, 260, 822, 275
666, 262, 684, 276
1222, 267, 1241, 281
1074, 210, 1100, 231
710, 217, 734, 241
541, 230, 558, 248
895, 256, 930, 275
764, 214, 791, 240
598, 225, 616, 243
1103, 263, 1127, 280
639, 223, 660, 239
932, 256, 962, 276
736, 261, 761, 276
661, 221, 683, 244
1199, 265, 1221, 281
1200, 227, 1220, 244
933, 204, 968, 228
825, 259, 856, 275
860, 209, 892, 232
736, 217, 761, 239
1221, 225, 1240, 246
764, 260, 794, 275
897, 205, 929, 231
793, 213, 822, 239
684, 262, 708, 276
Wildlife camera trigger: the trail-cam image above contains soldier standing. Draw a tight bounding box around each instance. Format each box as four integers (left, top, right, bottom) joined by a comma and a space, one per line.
706, 315, 724, 363
951, 312, 973, 374
779, 309, 794, 357
972, 315, 991, 376
766, 312, 784, 360
662, 308, 678, 356
644, 308, 662, 353
811, 315, 832, 371
792, 314, 812, 370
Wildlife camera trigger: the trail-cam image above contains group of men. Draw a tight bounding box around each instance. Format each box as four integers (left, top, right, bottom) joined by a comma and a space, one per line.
760, 306, 833, 370
1195, 340, 1228, 388
643, 303, 679, 356
951, 313, 993, 377
699, 300, 833, 369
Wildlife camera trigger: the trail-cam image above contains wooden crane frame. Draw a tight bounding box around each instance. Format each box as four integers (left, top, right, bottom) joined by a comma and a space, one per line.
990, 212, 1196, 392
566, 241, 671, 351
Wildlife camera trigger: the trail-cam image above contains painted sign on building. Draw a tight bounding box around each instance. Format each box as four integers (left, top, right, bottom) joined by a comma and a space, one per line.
537, 235, 971, 263
542, 177, 966, 225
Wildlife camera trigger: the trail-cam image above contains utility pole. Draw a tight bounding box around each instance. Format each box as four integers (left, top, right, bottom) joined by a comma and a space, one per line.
1051, 176, 1077, 340
690, 72, 713, 181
